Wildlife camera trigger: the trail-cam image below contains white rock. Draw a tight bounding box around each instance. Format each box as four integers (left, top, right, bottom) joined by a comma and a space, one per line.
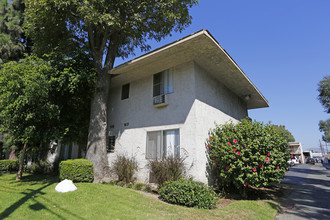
55, 179, 77, 193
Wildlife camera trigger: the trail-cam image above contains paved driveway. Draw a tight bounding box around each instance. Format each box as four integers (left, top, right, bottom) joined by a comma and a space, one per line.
276, 163, 330, 219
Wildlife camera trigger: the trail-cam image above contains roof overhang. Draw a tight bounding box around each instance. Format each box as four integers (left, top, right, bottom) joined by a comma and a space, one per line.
110, 29, 269, 109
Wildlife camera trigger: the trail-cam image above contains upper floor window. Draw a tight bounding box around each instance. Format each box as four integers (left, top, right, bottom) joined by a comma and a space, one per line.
153, 69, 173, 97
121, 83, 130, 100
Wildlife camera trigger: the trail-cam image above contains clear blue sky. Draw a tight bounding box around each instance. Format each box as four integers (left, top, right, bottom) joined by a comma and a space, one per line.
115, 0, 330, 152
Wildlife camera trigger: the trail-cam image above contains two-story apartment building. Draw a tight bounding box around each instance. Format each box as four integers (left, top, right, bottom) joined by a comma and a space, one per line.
106, 29, 269, 184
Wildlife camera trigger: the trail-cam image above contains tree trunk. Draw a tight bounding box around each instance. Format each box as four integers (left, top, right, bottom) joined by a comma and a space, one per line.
16, 143, 27, 180
86, 70, 111, 183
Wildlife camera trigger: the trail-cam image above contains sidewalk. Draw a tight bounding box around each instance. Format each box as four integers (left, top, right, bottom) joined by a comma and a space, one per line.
323, 162, 330, 169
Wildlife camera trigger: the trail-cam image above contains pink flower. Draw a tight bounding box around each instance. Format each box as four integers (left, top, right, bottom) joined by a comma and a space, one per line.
233, 148, 237, 152
260, 165, 264, 169
213, 154, 215, 157
233, 139, 238, 144
244, 183, 248, 187
214, 165, 217, 168
228, 142, 232, 146
237, 151, 240, 155
291, 154, 293, 158
207, 145, 209, 148
225, 167, 229, 171
253, 168, 257, 172
267, 153, 270, 156
276, 166, 279, 169
245, 144, 248, 147
265, 157, 270, 162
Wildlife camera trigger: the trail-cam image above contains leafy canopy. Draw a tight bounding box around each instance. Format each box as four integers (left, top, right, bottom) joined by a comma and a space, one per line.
206, 119, 290, 194
0, 54, 96, 146
318, 75, 330, 113
319, 119, 330, 143
24, 0, 199, 69
272, 125, 295, 142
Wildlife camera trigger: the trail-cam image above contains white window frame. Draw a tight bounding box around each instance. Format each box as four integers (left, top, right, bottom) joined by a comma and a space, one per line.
146, 129, 180, 159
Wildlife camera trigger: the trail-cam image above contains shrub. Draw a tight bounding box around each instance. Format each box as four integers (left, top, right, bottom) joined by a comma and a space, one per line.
27, 161, 53, 174
117, 181, 125, 187
126, 183, 133, 188
0, 159, 18, 172
111, 155, 138, 183
133, 182, 144, 190
206, 119, 290, 194
143, 185, 152, 193
148, 156, 186, 188
59, 159, 94, 182
159, 178, 217, 209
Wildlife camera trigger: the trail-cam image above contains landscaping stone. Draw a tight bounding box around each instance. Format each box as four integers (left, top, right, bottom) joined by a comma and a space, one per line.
55, 179, 77, 193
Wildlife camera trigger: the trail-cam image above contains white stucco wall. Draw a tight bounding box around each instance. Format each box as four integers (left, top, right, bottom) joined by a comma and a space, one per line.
107, 61, 248, 184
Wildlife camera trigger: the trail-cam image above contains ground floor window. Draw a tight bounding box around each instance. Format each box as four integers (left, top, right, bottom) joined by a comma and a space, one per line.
146, 129, 180, 159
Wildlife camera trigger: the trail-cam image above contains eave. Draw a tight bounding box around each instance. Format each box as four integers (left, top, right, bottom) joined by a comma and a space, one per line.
109, 29, 269, 109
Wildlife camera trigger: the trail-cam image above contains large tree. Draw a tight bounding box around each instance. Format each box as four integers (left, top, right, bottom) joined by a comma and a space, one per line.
318, 75, 330, 113
319, 119, 330, 143
272, 125, 295, 143
0, 54, 96, 180
24, 0, 198, 182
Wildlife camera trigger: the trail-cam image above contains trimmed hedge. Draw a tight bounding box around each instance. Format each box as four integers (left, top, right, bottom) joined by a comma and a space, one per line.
59, 159, 94, 182
0, 159, 19, 172
159, 178, 217, 209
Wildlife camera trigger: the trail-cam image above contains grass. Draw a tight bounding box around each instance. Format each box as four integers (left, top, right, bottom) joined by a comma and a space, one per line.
0, 173, 279, 219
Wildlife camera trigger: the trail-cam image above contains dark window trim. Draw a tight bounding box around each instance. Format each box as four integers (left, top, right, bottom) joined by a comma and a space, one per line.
121, 83, 130, 100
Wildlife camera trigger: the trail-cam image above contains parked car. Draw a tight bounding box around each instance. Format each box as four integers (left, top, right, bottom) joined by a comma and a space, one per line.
288, 157, 299, 165
306, 158, 315, 165
287, 159, 295, 166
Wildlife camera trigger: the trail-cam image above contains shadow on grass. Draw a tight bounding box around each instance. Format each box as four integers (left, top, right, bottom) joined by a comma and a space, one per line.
0, 174, 85, 219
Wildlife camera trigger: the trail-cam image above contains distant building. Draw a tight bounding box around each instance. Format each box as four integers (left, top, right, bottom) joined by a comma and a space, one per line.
288, 142, 304, 163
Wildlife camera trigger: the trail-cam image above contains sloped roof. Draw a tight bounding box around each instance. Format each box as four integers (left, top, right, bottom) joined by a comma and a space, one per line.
110, 29, 269, 109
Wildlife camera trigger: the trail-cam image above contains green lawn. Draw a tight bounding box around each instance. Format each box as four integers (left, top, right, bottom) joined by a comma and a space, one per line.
0, 173, 279, 219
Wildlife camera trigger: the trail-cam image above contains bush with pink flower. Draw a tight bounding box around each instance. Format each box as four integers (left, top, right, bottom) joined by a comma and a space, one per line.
206, 118, 290, 195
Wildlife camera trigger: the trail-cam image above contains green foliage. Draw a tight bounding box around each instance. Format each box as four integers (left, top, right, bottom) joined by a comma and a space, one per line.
59, 159, 94, 182
126, 183, 133, 188
0, 159, 18, 172
0, 56, 61, 145
143, 185, 152, 193
111, 155, 138, 183
318, 75, 330, 113
117, 181, 126, 187
0, 54, 96, 162
133, 182, 144, 191
26, 161, 53, 174
319, 119, 330, 142
159, 178, 217, 209
272, 125, 295, 142
25, 0, 199, 63
206, 119, 290, 193
0, 0, 25, 63
148, 157, 186, 188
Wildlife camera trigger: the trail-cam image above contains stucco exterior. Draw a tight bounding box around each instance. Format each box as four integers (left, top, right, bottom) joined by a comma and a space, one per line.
106, 30, 268, 184
108, 61, 249, 183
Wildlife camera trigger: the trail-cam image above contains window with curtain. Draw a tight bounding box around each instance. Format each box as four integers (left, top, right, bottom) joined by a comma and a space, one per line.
153, 69, 173, 97
146, 129, 180, 159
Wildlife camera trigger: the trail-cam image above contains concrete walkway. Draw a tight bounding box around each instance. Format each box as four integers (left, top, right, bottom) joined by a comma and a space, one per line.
275, 163, 330, 220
